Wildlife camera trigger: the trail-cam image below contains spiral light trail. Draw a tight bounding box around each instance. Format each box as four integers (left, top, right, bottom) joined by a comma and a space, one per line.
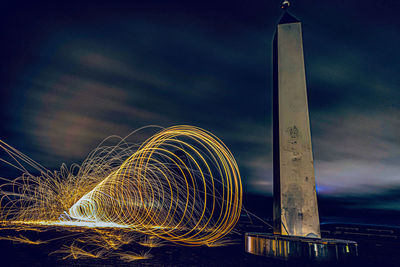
0, 125, 242, 248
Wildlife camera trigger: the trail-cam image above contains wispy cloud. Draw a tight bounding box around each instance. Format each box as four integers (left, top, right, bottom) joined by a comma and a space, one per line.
1, 2, 399, 209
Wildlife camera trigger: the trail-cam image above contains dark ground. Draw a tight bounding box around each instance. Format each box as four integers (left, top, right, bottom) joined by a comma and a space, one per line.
0, 221, 399, 267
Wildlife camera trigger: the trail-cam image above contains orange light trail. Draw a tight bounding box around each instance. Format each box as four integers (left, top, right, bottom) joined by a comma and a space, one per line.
0, 125, 242, 256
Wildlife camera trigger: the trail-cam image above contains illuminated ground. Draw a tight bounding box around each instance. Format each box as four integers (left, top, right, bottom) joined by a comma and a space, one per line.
1, 221, 399, 266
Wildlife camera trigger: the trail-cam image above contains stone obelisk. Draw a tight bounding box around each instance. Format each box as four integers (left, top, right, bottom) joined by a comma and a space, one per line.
272, 9, 320, 238
245, 3, 358, 260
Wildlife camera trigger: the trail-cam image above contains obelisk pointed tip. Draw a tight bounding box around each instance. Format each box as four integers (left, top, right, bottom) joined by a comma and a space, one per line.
278, 1, 300, 25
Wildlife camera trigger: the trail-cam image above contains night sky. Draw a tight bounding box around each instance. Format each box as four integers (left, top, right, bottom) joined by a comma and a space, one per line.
0, 1, 399, 222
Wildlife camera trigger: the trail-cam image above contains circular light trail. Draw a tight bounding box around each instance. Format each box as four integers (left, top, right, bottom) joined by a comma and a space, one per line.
1, 125, 242, 247
69, 125, 242, 245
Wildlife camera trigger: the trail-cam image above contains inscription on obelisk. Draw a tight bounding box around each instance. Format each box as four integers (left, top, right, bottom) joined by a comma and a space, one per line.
272, 11, 321, 238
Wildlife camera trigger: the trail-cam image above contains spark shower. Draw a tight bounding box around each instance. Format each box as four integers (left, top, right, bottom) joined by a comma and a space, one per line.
0, 125, 242, 260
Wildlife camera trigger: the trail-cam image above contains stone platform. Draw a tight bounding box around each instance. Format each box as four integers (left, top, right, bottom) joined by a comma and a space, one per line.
245, 233, 358, 261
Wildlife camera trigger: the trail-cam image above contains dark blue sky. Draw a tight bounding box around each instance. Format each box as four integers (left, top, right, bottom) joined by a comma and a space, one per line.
0, 1, 399, 215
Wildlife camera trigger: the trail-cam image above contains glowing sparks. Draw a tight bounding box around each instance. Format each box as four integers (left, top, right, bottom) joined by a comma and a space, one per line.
0, 234, 48, 245
115, 251, 153, 262
0, 125, 242, 260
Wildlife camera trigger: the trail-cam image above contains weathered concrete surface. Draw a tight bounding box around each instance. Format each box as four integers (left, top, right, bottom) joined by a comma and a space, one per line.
273, 16, 320, 238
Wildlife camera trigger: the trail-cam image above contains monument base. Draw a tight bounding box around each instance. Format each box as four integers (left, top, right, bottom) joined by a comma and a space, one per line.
245, 233, 358, 261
